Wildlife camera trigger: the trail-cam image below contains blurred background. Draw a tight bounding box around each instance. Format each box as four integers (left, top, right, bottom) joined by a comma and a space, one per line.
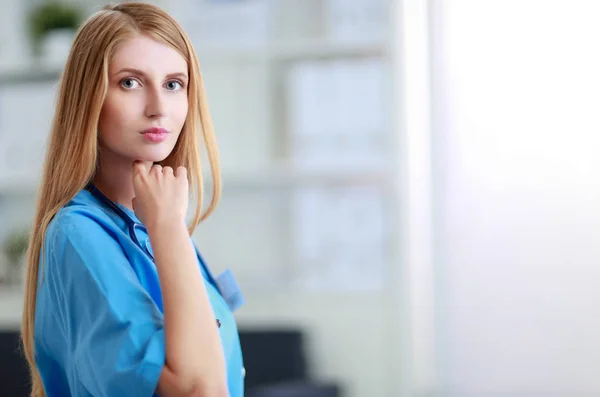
1, 0, 600, 396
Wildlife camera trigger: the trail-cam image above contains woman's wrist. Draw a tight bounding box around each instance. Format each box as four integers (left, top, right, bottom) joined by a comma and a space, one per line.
146, 215, 188, 239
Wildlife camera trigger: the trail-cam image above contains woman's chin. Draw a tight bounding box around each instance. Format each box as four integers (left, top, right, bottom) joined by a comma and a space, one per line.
132, 148, 172, 163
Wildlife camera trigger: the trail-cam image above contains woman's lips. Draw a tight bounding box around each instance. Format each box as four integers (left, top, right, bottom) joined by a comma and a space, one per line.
141, 127, 168, 143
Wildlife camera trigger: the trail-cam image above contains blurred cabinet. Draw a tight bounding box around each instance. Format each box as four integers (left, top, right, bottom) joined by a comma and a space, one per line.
0, 80, 57, 190
172, 0, 395, 293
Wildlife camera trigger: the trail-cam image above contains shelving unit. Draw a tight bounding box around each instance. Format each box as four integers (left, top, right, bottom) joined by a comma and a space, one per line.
0, 1, 402, 396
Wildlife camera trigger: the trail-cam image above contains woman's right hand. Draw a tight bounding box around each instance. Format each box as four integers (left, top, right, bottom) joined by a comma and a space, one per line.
132, 161, 189, 230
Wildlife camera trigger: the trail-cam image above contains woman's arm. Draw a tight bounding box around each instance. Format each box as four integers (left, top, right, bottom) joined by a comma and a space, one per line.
132, 162, 228, 397
150, 220, 228, 397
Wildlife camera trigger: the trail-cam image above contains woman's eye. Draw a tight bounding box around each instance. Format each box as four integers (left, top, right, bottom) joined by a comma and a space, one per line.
120, 78, 140, 89
165, 80, 183, 91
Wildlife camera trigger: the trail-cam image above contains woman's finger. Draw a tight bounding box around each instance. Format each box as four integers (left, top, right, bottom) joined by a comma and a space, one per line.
132, 160, 148, 177
175, 166, 187, 178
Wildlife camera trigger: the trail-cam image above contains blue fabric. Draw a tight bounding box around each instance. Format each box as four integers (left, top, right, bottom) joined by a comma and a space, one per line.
34, 189, 245, 397
216, 269, 246, 312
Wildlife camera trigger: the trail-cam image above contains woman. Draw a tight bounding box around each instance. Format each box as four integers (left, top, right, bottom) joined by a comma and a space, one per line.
21, 3, 244, 396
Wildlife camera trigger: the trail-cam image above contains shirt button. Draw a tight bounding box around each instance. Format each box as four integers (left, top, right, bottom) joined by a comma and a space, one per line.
241, 367, 246, 378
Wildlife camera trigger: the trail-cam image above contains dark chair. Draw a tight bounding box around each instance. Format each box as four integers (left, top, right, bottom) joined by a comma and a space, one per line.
239, 328, 342, 397
246, 381, 340, 397
0, 331, 30, 397
239, 328, 307, 389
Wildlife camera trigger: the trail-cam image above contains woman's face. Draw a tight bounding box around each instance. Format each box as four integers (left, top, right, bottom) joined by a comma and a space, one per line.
98, 34, 189, 164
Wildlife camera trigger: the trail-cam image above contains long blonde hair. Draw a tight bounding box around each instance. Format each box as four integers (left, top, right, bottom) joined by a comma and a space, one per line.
21, 3, 221, 395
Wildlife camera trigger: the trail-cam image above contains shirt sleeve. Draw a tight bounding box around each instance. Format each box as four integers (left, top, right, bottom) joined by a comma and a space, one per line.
47, 210, 165, 397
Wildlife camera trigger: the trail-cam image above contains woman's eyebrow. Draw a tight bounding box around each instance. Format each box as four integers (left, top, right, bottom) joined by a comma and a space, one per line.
114, 68, 188, 80
114, 67, 145, 77
166, 72, 189, 81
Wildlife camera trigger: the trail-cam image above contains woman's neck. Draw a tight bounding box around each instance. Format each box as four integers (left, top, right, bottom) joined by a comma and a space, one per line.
92, 151, 152, 210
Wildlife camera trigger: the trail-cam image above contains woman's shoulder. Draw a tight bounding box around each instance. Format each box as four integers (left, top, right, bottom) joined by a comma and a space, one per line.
46, 189, 116, 243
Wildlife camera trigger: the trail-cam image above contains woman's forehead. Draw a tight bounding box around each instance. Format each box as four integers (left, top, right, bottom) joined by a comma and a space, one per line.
109, 35, 187, 76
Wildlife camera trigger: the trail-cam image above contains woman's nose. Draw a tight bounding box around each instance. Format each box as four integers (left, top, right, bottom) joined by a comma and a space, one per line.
144, 89, 166, 118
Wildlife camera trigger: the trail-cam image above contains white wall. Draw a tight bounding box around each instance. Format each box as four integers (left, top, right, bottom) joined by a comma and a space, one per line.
431, 1, 600, 396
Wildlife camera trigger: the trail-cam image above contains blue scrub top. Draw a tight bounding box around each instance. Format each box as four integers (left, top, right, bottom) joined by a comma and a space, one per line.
33, 189, 245, 397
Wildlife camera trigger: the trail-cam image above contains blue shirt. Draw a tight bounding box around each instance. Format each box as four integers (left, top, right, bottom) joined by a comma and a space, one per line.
33, 189, 245, 396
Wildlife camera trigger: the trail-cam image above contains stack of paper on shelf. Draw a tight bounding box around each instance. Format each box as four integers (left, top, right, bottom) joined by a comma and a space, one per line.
286, 58, 388, 172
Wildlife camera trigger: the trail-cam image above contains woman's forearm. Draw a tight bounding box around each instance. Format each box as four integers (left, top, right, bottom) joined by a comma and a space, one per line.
148, 219, 227, 394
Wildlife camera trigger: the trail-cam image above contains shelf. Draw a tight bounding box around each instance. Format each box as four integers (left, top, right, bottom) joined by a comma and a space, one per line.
0, 39, 387, 85
269, 39, 388, 61
0, 176, 40, 197
220, 168, 389, 190
0, 63, 62, 85
0, 286, 23, 330
0, 169, 389, 196
197, 39, 388, 61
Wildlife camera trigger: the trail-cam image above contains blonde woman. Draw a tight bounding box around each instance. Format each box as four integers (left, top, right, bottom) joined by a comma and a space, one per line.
21, 3, 245, 396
